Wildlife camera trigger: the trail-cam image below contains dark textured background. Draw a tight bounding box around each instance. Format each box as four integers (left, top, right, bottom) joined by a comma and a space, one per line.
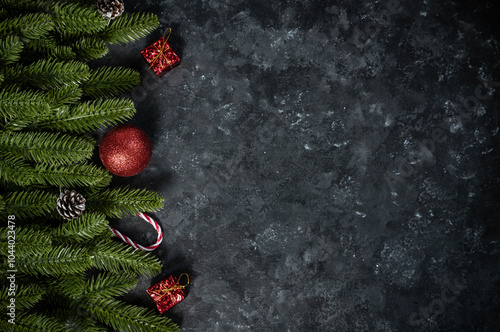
101, 0, 500, 331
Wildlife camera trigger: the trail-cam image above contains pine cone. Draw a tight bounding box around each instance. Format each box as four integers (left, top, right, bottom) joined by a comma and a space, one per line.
97, 0, 124, 20
57, 190, 86, 220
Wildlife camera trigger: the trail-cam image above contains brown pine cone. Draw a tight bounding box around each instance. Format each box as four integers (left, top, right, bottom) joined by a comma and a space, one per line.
57, 190, 86, 220
97, 0, 124, 20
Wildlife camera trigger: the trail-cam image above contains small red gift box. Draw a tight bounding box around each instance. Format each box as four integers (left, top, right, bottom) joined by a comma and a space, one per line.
141, 32, 180, 77
147, 273, 189, 313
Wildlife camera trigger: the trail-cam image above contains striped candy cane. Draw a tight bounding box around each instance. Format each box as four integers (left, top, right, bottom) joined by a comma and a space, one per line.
108, 212, 163, 251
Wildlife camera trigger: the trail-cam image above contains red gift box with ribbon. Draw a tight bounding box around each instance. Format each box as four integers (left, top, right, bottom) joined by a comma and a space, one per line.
141, 29, 180, 77
146, 273, 189, 313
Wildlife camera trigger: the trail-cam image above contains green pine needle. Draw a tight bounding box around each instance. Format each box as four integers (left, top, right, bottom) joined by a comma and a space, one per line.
48, 272, 86, 300
100, 12, 160, 45
57, 311, 108, 332
0, 151, 35, 186
15, 244, 92, 277
87, 186, 165, 218
52, 2, 108, 39
36, 98, 135, 133
52, 212, 109, 243
0, 13, 54, 40
0, 0, 49, 14
24, 35, 57, 52
0, 36, 23, 66
3, 59, 90, 90
1, 119, 34, 132
49, 270, 138, 302
0, 190, 57, 220
83, 66, 140, 98
84, 297, 180, 332
0, 131, 95, 165
0, 88, 51, 119
91, 239, 162, 277
48, 46, 78, 61
84, 272, 138, 300
33, 162, 112, 188
0, 226, 52, 257
45, 85, 83, 108
71, 37, 109, 61
0, 283, 46, 311
0, 313, 66, 332
23, 38, 77, 61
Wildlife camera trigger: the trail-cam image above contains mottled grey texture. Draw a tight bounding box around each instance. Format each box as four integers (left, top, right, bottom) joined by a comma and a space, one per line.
103, 0, 500, 331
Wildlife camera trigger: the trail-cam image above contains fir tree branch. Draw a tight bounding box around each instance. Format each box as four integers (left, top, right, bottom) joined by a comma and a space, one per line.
33, 162, 112, 188
84, 272, 138, 300
3, 59, 90, 90
0, 226, 52, 257
36, 98, 135, 133
0, 36, 23, 66
0, 13, 54, 40
84, 297, 180, 332
22, 37, 78, 62
0, 88, 51, 119
60, 313, 108, 332
15, 244, 92, 276
0, 151, 35, 187
0, 130, 95, 165
0, 84, 81, 129
33, 299, 107, 332
0, 189, 57, 220
48, 272, 86, 300
24, 35, 57, 52
0, 0, 50, 15
38, 291, 79, 318
52, 2, 108, 40
0, 283, 46, 311
48, 45, 78, 61
0, 312, 66, 332
45, 85, 83, 108
87, 186, 165, 218
52, 212, 109, 243
71, 36, 109, 61
1, 117, 39, 132
82, 66, 140, 98
100, 12, 159, 45
90, 239, 162, 277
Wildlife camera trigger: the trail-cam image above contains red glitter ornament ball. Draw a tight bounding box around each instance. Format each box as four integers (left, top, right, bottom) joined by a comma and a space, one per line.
99, 124, 152, 177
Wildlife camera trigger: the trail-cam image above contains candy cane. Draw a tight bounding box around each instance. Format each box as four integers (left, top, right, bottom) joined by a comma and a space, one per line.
108, 212, 163, 251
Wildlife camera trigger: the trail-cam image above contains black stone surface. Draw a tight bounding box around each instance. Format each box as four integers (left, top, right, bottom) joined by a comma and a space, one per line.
102, 0, 500, 331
